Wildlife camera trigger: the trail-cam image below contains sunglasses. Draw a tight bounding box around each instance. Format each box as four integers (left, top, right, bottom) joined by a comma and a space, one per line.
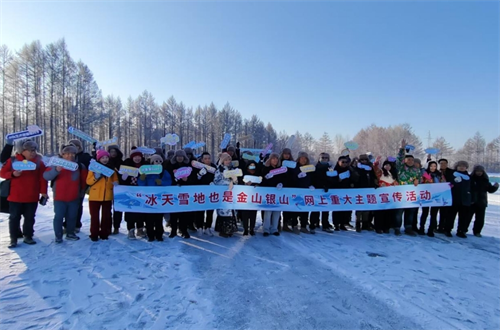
340, 161, 348, 164
321, 157, 329, 160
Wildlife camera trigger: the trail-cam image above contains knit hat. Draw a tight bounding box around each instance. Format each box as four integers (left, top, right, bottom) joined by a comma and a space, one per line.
60, 144, 77, 155
96, 149, 110, 161
150, 154, 163, 164
217, 152, 232, 166
473, 165, 485, 172
68, 139, 83, 151
455, 160, 469, 169
226, 146, 236, 153
130, 148, 143, 159
264, 152, 281, 167
16, 140, 38, 154
338, 155, 348, 162
107, 144, 121, 152
414, 158, 422, 165
171, 150, 189, 164
297, 151, 310, 165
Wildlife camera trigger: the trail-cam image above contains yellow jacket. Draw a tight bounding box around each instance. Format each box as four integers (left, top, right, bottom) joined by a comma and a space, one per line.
86, 171, 118, 202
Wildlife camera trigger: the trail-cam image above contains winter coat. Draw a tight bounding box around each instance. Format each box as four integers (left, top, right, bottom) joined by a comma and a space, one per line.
86, 170, 118, 202
76, 151, 92, 168
312, 162, 335, 191
261, 164, 286, 187
0, 154, 48, 203
331, 165, 357, 189
293, 165, 314, 189
451, 170, 471, 207
165, 159, 195, 186
193, 163, 217, 186
107, 145, 124, 172
44, 164, 88, 202
441, 168, 455, 183
471, 174, 498, 208
396, 149, 422, 185
0, 143, 13, 164
373, 163, 398, 187
137, 170, 173, 187
213, 165, 236, 217
354, 164, 377, 188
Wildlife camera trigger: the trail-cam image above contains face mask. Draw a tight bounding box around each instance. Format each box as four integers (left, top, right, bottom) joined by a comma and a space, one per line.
248, 165, 256, 170
321, 161, 329, 165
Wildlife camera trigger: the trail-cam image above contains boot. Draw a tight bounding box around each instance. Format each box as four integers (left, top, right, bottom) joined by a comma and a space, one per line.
444, 231, 453, 237
340, 225, 348, 231
418, 228, 425, 235
474, 232, 482, 238
292, 227, 300, 235
300, 227, 310, 234
136, 228, 146, 238
456, 231, 467, 238
394, 229, 401, 236
334, 226, 340, 231
23, 237, 36, 245
112, 228, 119, 235
128, 229, 136, 239
427, 231, 435, 237
322, 227, 333, 233
404, 229, 417, 237
282, 223, 293, 232
8, 240, 17, 248
355, 221, 361, 233
249, 230, 255, 236
376, 230, 383, 234
243, 230, 249, 236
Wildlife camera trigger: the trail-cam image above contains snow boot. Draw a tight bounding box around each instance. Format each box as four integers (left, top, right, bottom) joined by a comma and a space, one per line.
404, 229, 417, 237
23, 237, 36, 245
136, 228, 146, 238
456, 231, 467, 238
128, 229, 136, 239
394, 229, 402, 236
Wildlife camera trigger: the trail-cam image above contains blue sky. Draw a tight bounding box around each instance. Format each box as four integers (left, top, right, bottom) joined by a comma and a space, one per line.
1, 1, 498, 149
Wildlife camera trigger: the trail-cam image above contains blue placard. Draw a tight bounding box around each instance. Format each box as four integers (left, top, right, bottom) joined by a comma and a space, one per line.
220, 133, 231, 149
12, 160, 37, 171
89, 160, 114, 177
339, 171, 350, 180
6, 125, 44, 141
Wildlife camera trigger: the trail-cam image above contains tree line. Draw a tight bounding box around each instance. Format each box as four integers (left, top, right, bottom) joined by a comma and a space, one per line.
0, 39, 498, 173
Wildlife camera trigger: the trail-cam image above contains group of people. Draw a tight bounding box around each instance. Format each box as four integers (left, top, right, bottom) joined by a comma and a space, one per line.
0, 137, 498, 248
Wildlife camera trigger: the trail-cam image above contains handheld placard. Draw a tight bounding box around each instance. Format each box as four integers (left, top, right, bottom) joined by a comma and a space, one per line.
89, 160, 114, 177
223, 168, 243, 179
68, 127, 97, 143
139, 165, 163, 175
260, 143, 273, 156
174, 167, 192, 179
424, 148, 440, 155
243, 175, 262, 184
326, 170, 338, 177
231, 160, 239, 168
119, 165, 139, 177
6, 125, 44, 142
183, 141, 196, 149
12, 160, 37, 171
300, 165, 316, 173
191, 161, 216, 174
387, 156, 396, 162
454, 172, 470, 180
240, 148, 271, 155
48, 157, 79, 171
341, 149, 350, 156
270, 166, 287, 175
161, 133, 180, 146
344, 141, 359, 150
242, 153, 260, 163
136, 147, 156, 155
282, 160, 297, 169
192, 142, 206, 149
339, 171, 350, 180
220, 133, 231, 149
97, 137, 118, 149
405, 145, 416, 151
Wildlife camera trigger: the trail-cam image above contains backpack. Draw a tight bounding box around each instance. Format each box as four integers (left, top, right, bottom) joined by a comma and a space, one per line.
0, 157, 16, 213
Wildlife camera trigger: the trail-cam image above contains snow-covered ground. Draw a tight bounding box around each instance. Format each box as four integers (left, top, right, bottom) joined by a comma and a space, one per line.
1, 191, 499, 330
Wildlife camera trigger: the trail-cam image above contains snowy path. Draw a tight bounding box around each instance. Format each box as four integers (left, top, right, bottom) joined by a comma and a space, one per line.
1, 193, 499, 330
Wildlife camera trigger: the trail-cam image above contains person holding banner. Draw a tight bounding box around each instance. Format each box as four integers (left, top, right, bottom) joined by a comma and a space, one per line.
213, 152, 239, 238
138, 154, 172, 241
394, 139, 421, 236
241, 160, 261, 236
436, 158, 455, 233
279, 148, 296, 232
332, 155, 357, 232
86, 150, 119, 241
444, 161, 472, 238
67, 139, 93, 233
373, 159, 399, 234
354, 154, 378, 232
469, 165, 499, 237
292, 151, 315, 234
418, 161, 445, 237
44, 145, 88, 243
122, 148, 147, 239
1, 140, 48, 248
261, 152, 286, 237
310, 153, 335, 233
194, 152, 216, 236
1, 139, 15, 215
165, 150, 194, 239
107, 144, 125, 234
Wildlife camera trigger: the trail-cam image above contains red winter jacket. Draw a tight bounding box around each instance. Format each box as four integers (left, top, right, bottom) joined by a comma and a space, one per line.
43, 165, 88, 202
0, 154, 48, 203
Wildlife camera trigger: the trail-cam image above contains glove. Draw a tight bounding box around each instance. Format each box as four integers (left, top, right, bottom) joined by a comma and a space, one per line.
265, 173, 274, 180
277, 183, 283, 190
140, 174, 146, 181
298, 172, 306, 178
112, 181, 118, 186
309, 185, 315, 190
454, 177, 462, 183
121, 173, 129, 181
94, 173, 101, 180
155, 179, 162, 186
199, 168, 207, 176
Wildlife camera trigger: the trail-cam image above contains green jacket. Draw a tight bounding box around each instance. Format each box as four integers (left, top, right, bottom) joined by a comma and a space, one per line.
396, 148, 422, 185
